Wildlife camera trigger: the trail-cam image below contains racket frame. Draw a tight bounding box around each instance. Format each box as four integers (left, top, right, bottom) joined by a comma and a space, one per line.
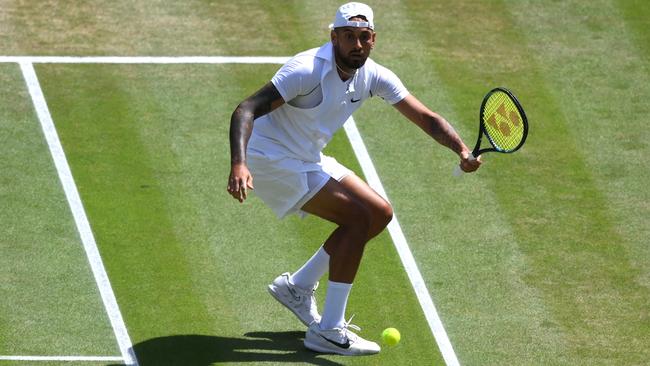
472, 87, 529, 156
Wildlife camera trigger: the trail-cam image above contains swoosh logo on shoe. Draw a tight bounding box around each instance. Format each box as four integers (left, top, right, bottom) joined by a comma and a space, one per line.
287, 287, 301, 302
320, 335, 351, 349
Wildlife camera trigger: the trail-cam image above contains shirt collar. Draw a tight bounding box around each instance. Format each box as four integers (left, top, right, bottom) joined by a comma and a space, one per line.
315, 42, 334, 77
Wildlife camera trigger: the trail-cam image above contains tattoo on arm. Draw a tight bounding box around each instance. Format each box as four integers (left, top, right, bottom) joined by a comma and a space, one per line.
425, 114, 466, 155
229, 106, 254, 165
394, 95, 468, 156
229, 83, 284, 165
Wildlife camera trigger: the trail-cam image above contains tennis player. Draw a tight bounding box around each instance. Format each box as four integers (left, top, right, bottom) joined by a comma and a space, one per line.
227, 2, 481, 356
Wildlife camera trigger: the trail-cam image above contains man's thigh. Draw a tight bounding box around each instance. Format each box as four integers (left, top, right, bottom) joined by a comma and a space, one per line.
301, 175, 389, 225
339, 174, 391, 214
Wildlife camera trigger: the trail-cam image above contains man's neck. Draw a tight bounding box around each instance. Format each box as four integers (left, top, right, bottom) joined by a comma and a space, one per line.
334, 56, 356, 81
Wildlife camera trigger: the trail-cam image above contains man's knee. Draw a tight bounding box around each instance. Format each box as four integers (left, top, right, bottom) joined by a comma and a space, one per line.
375, 200, 393, 229
344, 199, 373, 234
368, 200, 392, 238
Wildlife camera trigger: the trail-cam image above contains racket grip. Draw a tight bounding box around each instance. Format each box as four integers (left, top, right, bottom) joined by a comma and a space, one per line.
452, 153, 476, 177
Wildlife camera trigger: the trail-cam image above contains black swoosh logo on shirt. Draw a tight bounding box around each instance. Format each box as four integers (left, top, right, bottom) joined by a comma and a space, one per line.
350, 98, 361, 103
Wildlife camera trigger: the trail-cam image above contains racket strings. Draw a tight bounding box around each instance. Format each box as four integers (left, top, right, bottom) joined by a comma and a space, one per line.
482, 91, 526, 152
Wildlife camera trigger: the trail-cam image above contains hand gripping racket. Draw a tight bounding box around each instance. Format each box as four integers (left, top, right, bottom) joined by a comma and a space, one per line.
454, 87, 528, 176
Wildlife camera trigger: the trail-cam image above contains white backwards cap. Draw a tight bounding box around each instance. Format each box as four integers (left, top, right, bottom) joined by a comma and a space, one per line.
329, 2, 374, 30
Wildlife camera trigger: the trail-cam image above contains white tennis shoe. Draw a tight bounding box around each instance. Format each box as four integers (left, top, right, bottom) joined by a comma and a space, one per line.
304, 316, 381, 356
267, 272, 321, 326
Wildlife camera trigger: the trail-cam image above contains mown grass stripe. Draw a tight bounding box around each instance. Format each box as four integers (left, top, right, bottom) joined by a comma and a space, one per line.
0, 1, 318, 57
448, 2, 643, 363
352, 1, 572, 364
20, 62, 139, 366
344, 117, 460, 366
35, 64, 228, 344
389, 0, 649, 364
508, 1, 650, 362
616, 0, 650, 61
1, 63, 125, 356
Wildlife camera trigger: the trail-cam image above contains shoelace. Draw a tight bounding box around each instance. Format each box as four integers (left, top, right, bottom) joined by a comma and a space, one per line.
307, 283, 319, 314
342, 315, 361, 333
292, 282, 319, 315
329, 315, 361, 344
293, 281, 318, 296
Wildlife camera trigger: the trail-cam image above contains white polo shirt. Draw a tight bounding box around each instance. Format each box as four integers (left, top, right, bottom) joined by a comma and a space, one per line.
248, 42, 409, 163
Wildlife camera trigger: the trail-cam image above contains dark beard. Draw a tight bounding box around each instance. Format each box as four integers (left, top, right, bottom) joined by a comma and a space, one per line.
340, 56, 365, 69
334, 46, 367, 70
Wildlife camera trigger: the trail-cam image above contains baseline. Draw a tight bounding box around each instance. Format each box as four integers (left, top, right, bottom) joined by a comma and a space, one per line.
0, 355, 123, 362
0, 56, 288, 64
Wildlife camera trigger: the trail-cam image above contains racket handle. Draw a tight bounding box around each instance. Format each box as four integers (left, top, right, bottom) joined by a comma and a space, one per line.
453, 153, 476, 177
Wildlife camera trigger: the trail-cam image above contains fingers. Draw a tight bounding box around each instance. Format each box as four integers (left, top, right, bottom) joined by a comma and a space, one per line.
229, 178, 244, 202
460, 154, 482, 172
241, 176, 254, 201
241, 180, 247, 201
227, 173, 254, 203
471, 155, 482, 169
226, 178, 239, 202
240, 177, 254, 201
460, 150, 473, 161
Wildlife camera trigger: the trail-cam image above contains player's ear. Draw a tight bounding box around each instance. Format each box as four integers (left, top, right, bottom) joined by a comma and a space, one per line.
370, 32, 376, 49
330, 30, 338, 45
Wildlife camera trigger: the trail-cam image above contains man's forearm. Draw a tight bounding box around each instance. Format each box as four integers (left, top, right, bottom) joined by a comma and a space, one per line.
229, 104, 255, 165
228, 82, 285, 165
424, 114, 468, 156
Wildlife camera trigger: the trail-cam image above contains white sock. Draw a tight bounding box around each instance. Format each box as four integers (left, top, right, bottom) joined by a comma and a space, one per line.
320, 281, 353, 329
289, 246, 329, 289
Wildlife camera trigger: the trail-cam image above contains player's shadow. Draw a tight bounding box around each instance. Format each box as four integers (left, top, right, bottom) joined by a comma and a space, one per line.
108, 331, 343, 366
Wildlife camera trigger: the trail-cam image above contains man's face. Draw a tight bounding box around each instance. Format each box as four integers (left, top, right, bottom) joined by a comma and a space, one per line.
331, 21, 376, 70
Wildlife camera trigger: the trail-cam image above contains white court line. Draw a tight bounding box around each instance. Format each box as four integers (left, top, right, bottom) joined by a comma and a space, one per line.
344, 117, 460, 366
0, 56, 288, 64
19, 62, 138, 366
0, 355, 123, 362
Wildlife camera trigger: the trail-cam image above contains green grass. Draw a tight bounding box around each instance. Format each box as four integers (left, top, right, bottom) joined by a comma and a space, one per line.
33, 63, 442, 365
1, 1, 649, 365
0, 64, 118, 358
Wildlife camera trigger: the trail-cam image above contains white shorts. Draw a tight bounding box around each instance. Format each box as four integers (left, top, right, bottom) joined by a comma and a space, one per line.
247, 149, 353, 218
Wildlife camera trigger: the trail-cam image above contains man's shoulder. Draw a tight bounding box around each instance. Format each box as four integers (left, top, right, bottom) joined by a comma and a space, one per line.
362, 57, 392, 76
272, 43, 331, 97
279, 43, 330, 78
291, 43, 332, 63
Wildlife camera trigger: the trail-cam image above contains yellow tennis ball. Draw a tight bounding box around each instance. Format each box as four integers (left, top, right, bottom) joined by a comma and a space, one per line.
381, 327, 401, 346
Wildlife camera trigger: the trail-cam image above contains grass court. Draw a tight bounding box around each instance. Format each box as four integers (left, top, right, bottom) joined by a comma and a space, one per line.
1, 1, 649, 365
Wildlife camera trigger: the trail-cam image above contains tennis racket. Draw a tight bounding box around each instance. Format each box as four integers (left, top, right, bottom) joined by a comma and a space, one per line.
454, 87, 528, 176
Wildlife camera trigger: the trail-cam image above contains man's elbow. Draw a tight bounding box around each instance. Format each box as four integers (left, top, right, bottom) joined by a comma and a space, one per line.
232, 100, 255, 120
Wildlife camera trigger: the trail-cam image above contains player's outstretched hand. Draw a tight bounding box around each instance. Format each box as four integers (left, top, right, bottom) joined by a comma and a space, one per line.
459, 150, 482, 173
227, 163, 254, 203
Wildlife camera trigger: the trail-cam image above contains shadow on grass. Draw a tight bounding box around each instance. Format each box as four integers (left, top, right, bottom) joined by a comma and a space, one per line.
109, 331, 343, 365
